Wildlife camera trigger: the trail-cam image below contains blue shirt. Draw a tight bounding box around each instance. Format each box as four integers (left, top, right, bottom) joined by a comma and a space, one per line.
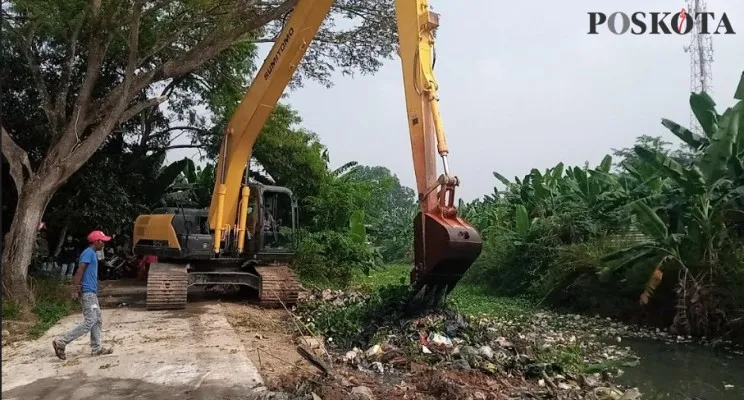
79, 247, 99, 293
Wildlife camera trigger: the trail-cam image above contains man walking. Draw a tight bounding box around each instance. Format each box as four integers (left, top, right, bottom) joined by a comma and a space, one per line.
52, 230, 114, 360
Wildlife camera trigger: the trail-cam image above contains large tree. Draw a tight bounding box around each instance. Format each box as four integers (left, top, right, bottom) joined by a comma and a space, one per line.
0, 0, 396, 309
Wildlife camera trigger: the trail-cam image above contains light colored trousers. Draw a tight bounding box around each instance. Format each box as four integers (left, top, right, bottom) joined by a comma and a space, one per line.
60, 292, 103, 352
59, 262, 75, 278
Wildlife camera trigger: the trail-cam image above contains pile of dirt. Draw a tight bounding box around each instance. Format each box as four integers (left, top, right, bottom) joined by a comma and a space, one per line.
222, 302, 311, 388
270, 364, 641, 400
261, 287, 646, 399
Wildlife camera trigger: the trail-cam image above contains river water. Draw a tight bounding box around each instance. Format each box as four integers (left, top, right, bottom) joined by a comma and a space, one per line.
617, 338, 744, 399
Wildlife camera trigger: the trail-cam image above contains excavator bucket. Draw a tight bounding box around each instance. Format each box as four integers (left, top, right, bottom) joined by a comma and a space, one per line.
410, 211, 483, 304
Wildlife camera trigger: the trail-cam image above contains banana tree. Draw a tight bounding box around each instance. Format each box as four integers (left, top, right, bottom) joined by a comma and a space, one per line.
662, 72, 744, 185
162, 162, 215, 207
142, 156, 197, 208
348, 210, 383, 275
600, 74, 744, 334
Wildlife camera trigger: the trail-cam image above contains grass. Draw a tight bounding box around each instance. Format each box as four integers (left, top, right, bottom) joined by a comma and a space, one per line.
300, 263, 410, 292
448, 284, 537, 320
304, 263, 538, 320
28, 276, 79, 338
349, 264, 410, 291
2, 299, 22, 320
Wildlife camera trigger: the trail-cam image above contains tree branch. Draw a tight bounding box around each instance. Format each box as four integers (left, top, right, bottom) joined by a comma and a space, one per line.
155, 144, 208, 151
150, 126, 210, 140
114, 0, 143, 115
47, 0, 296, 185
116, 0, 178, 30
160, 76, 185, 97
119, 96, 168, 123
159, 0, 297, 79
137, 23, 193, 67
49, 4, 112, 163
54, 10, 88, 128
17, 24, 58, 135
91, 0, 297, 125
56, 2, 146, 181
1, 126, 34, 191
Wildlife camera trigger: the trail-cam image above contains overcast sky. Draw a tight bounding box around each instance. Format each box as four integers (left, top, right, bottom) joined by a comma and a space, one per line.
169, 0, 743, 201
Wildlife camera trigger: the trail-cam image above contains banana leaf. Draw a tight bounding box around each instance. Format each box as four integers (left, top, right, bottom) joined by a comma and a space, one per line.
634, 146, 704, 194
661, 118, 709, 149
689, 92, 719, 138
492, 171, 511, 187
700, 107, 738, 183
349, 210, 366, 244
515, 204, 530, 235
735, 71, 744, 100
598, 154, 613, 173
631, 201, 668, 241
598, 248, 659, 283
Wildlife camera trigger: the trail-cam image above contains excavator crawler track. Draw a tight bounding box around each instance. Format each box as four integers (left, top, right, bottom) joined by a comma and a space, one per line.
255, 265, 301, 308
146, 263, 188, 310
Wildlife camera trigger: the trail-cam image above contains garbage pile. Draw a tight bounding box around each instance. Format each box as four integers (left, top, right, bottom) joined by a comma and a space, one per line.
297, 288, 366, 306
291, 287, 644, 399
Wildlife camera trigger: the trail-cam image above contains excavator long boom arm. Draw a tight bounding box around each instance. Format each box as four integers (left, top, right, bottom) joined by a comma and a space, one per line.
208, 0, 482, 297
208, 0, 336, 251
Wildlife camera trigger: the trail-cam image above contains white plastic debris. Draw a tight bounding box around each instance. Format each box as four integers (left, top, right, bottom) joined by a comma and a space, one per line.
428, 332, 452, 347
366, 344, 382, 357
478, 345, 494, 360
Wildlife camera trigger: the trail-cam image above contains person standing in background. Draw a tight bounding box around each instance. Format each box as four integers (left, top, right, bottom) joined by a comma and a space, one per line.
52, 230, 114, 360
59, 235, 79, 280
33, 222, 50, 273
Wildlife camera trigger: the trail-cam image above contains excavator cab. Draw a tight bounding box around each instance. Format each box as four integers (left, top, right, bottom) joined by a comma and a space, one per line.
133, 183, 298, 261
248, 184, 299, 257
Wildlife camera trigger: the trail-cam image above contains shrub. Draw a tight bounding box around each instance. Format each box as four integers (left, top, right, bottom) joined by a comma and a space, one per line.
294, 230, 382, 287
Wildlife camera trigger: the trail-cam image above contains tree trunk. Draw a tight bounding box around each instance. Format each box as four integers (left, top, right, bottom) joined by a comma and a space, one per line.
1, 179, 54, 316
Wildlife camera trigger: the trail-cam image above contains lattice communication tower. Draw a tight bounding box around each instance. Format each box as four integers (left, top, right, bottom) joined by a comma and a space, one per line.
684, 0, 714, 134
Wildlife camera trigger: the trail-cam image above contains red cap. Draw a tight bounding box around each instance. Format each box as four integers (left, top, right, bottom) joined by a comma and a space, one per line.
87, 230, 112, 243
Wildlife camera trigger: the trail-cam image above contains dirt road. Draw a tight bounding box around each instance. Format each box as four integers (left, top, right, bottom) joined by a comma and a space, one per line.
1, 292, 269, 399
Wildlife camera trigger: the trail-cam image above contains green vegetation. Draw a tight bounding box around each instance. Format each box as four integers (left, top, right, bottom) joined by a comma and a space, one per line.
1, 0, 398, 312
2, 299, 22, 321
448, 285, 536, 320
28, 278, 79, 338
306, 263, 537, 319
299, 264, 539, 346
297, 284, 414, 349
298, 73, 744, 347
2, 277, 78, 338
458, 74, 744, 342
2, 0, 742, 352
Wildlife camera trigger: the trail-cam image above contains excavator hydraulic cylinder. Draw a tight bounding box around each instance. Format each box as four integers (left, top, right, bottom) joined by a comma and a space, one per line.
213, 183, 227, 254
236, 185, 251, 253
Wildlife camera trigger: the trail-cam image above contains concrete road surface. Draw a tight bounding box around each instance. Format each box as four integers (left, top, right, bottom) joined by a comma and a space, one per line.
1, 301, 267, 399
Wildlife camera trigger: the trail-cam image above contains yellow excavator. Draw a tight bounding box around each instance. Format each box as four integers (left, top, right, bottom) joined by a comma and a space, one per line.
132, 0, 483, 310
